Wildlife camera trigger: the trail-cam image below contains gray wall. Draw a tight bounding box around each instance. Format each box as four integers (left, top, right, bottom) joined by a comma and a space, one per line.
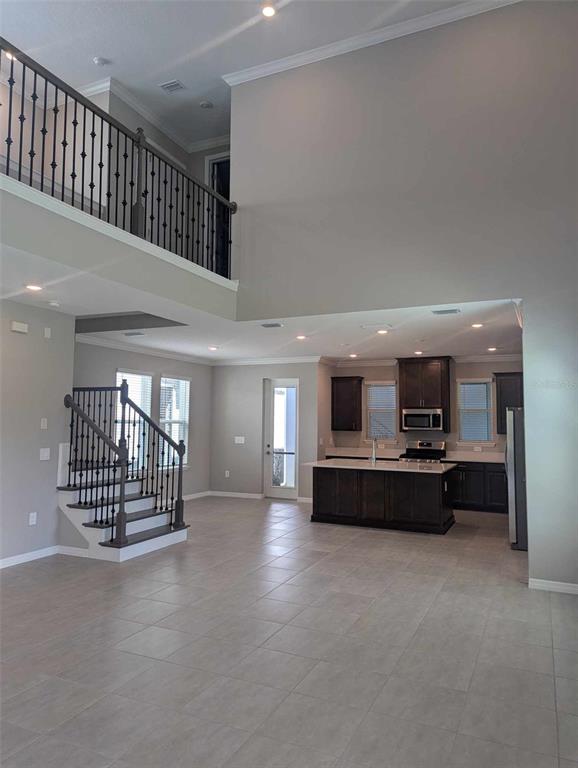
73, 342, 212, 496
210, 362, 319, 498
0, 300, 75, 559
230, 2, 578, 586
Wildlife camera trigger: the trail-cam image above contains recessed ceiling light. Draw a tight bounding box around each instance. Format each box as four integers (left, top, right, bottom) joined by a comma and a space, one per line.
262, 3, 276, 17
377, 329, 388, 335
349, 353, 358, 358
296, 335, 307, 341
487, 347, 497, 352
199, 100, 213, 109
471, 323, 483, 328
208, 346, 218, 351
92, 56, 111, 66
414, 350, 423, 355
25, 284, 42, 291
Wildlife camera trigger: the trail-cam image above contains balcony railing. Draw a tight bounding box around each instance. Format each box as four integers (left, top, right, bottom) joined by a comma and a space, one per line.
0, 37, 237, 278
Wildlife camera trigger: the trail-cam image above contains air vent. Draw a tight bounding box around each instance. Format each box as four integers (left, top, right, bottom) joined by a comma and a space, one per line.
431, 308, 461, 315
124, 331, 145, 337
159, 80, 186, 94
261, 322, 284, 328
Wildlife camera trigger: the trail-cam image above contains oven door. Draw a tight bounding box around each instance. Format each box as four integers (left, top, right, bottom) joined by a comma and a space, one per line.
402, 409, 444, 431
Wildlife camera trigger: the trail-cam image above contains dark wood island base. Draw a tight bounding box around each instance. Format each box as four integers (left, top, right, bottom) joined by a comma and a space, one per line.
310, 462, 455, 534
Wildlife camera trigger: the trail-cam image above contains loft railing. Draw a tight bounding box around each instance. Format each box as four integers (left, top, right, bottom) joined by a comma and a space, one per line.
0, 37, 236, 278
63, 380, 186, 547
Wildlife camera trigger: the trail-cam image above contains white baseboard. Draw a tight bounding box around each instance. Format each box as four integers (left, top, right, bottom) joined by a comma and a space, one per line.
183, 491, 211, 501
208, 491, 265, 499
529, 578, 578, 595
297, 497, 313, 503
0, 546, 60, 569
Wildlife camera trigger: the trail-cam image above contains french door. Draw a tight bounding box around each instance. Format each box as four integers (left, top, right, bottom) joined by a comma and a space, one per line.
263, 379, 299, 499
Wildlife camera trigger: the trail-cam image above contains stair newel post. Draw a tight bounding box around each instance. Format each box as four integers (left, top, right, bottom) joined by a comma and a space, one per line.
113, 378, 130, 546
173, 439, 186, 530
130, 127, 146, 238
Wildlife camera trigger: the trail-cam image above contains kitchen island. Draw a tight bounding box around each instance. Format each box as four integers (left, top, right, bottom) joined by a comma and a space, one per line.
308, 458, 457, 534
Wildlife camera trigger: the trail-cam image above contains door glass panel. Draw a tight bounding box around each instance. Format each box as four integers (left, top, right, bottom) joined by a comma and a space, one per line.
272, 386, 297, 489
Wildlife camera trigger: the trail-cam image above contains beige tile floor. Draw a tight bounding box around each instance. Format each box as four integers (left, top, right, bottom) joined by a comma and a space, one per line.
1, 498, 577, 768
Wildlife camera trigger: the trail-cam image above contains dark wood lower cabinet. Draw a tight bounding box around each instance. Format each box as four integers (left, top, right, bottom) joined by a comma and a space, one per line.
312, 468, 454, 534
447, 462, 508, 513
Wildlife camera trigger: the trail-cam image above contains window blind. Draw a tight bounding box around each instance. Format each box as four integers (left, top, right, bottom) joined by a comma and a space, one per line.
160, 377, 190, 463
367, 383, 397, 439
459, 381, 492, 441
116, 371, 152, 416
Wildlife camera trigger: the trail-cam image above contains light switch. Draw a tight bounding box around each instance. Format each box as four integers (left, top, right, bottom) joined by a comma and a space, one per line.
39, 448, 50, 461
234, 436, 245, 445
40, 418, 48, 430
10, 321, 28, 334
44, 327, 52, 339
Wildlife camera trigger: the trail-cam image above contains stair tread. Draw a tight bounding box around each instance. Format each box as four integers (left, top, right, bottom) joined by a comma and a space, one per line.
67, 492, 157, 510
100, 524, 187, 549
83, 507, 170, 529
58, 477, 142, 492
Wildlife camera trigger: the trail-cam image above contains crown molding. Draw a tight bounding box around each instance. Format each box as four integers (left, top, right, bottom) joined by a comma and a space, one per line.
187, 135, 230, 154
80, 77, 189, 153
215, 356, 321, 367
455, 354, 522, 363
333, 359, 397, 368
75, 334, 212, 365
223, 0, 522, 86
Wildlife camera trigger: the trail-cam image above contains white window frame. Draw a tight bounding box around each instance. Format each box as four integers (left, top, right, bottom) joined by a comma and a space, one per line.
159, 375, 191, 467
115, 369, 153, 415
364, 380, 398, 445
457, 378, 495, 445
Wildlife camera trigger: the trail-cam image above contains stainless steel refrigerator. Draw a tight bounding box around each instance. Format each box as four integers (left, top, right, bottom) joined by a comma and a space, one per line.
506, 407, 527, 551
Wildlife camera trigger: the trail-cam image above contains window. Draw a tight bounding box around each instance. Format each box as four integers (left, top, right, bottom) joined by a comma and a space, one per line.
160, 377, 190, 464
115, 372, 153, 468
459, 381, 492, 442
366, 382, 397, 440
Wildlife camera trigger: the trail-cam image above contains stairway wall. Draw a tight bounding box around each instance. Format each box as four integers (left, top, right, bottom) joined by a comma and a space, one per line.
0, 300, 75, 560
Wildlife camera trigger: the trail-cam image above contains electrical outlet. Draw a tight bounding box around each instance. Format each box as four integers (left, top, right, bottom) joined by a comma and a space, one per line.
44, 327, 51, 339
234, 436, 245, 445
28, 512, 37, 526
473, 446, 483, 452
319, 437, 324, 446
225, 470, 230, 478
39, 448, 50, 461
40, 417, 48, 430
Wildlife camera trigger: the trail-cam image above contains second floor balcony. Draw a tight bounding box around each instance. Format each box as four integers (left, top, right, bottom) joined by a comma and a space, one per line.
0, 38, 236, 280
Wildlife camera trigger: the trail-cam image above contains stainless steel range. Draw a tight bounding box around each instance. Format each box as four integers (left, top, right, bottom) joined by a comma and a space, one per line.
399, 440, 446, 464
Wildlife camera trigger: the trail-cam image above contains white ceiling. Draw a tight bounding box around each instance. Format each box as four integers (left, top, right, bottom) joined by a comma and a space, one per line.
2, 0, 473, 149
1, 243, 522, 363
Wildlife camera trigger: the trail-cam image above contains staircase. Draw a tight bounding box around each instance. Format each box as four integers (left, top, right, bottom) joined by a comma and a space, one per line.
57, 380, 188, 561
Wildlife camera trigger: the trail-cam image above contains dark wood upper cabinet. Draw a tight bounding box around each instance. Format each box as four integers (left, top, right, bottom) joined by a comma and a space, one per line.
398, 357, 451, 432
331, 376, 363, 431
495, 372, 523, 434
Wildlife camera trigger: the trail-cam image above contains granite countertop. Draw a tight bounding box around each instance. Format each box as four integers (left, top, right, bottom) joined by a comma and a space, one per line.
324, 447, 505, 464
306, 458, 457, 475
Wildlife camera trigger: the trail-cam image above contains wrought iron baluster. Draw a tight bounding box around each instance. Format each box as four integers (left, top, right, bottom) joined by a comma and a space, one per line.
89, 110, 96, 214
122, 132, 128, 229
50, 85, 59, 196
5, 53, 15, 176
114, 127, 120, 226
70, 99, 78, 205
28, 71, 38, 186
105, 124, 112, 222
98, 115, 104, 217
60, 92, 68, 199
17, 62, 26, 182
195, 184, 201, 265
67, 403, 74, 487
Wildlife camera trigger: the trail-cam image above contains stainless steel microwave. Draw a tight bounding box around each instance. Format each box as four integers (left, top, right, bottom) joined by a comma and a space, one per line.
402, 409, 444, 431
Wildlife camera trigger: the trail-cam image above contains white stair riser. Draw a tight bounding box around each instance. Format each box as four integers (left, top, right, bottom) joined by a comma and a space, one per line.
63, 494, 156, 517
66, 509, 171, 536
62, 478, 142, 497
